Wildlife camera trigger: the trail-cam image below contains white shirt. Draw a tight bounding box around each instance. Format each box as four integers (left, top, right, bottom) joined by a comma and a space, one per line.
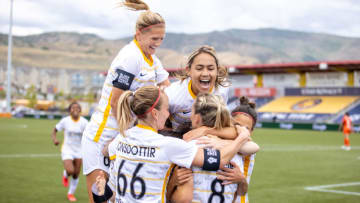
84, 39, 169, 144
192, 151, 244, 203
55, 116, 88, 149
165, 78, 229, 132
109, 124, 198, 203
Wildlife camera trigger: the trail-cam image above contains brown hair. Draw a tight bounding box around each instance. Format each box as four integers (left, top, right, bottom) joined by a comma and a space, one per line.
193, 93, 231, 130
119, 0, 165, 33
116, 86, 163, 135
231, 96, 257, 130
176, 45, 230, 89
68, 101, 81, 112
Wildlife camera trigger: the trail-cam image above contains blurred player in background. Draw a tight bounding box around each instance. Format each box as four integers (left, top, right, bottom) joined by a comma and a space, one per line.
81, 0, 170, 202
51, 101, 88, 202
340, 112, 352, 151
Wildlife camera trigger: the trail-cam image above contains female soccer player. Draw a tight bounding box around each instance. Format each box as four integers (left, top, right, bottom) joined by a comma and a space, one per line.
187, 96, 259, 203
81, 0, 170, 202
164, 45, 230, 135
51, 102, 88, 202
92, 86, 251, 203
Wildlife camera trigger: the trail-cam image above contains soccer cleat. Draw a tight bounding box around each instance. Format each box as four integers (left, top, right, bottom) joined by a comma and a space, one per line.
345, 146, 351, 151
67, 194, 77, 202
341, 145, 347, 150
62, 175, 69, 187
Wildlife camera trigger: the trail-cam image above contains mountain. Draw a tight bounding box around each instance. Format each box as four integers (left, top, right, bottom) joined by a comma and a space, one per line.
1, 28, 359, 70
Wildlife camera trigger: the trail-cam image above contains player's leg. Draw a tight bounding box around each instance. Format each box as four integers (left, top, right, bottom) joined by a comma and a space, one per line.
67, 158, 82, 202
62, 151, 75, 187
82, 137, 110, 203
344, 132, 351, 150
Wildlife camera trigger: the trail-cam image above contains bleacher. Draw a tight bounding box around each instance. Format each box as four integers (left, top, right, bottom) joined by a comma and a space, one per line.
258, 96, 360, 123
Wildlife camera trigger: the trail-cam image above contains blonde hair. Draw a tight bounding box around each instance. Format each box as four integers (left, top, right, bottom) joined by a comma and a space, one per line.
119, 0, 165, 32
116, 86, 162, 135
193, 93, 231, 130
176, 45, 229, 88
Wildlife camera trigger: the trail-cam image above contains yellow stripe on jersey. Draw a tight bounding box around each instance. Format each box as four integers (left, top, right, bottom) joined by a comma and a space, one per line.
193, 188, 235, 195
91, 117, 119, 131
134, 39, 153, 67
94, 92, 113, 142
116, 154, 171, 164
192, 171, 217, 176
119, 173, 166, 181
162, 164, 175, 203
110, 155, 116, 161
134, 78, 156, 83
241, 155, 251, 203
136, 124, 158, 133
188, 80, 196, 99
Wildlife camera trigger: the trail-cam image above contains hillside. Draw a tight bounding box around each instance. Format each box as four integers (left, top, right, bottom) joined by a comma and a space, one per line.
1, 28, 359, 70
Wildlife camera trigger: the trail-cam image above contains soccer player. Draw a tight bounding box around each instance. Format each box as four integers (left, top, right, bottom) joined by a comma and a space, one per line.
51, 101, 88, 202
164, 45, 230, 135
81, 0, 170, 202
340, 112, 352, 151
92, 86, 251, 203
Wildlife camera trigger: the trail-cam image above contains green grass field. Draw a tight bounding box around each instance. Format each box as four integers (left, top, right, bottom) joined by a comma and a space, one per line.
0, 118, 359, 203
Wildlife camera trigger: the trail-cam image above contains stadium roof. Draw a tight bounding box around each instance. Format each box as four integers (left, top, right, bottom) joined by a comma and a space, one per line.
165, 60, 360, 74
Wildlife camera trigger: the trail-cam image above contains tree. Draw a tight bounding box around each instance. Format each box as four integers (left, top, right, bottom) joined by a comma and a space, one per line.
25, 85, 37, 108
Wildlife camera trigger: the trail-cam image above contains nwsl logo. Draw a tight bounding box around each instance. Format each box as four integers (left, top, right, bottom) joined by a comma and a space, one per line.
291, 98, 322, 111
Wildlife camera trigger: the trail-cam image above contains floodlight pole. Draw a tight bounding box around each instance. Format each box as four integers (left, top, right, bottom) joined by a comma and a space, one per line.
6, 0, 14, 113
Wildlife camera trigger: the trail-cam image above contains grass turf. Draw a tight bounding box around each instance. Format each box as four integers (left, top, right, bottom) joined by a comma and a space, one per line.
0, 118, 359, 202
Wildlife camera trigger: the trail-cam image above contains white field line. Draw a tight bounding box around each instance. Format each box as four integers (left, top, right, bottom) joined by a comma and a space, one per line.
305, 182, 360, 196
0, 153, 60, 158
262, 145, 360, 152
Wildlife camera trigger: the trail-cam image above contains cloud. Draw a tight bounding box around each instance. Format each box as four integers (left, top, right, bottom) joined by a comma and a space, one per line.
0, 0, 359, 39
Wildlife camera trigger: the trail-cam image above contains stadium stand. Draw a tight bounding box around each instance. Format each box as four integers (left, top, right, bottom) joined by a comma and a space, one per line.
258, 96, 360, 123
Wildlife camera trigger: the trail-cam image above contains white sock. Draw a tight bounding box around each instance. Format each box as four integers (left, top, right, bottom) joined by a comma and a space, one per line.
63, 170, 68, 178
68, 178, 79, 195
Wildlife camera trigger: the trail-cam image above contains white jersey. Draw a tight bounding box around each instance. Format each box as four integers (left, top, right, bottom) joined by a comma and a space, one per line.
192, 154, 244, 203
84, 39, 169, 145
165, 78, 229, 132
234, 154, 256, 203
109, 124, 198, 203
55, 116, 88, 150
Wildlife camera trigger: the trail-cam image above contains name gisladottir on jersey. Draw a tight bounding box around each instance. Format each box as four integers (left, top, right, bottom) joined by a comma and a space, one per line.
117, 141, 157, 158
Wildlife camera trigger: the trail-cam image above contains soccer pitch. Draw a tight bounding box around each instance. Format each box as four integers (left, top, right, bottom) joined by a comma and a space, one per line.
0, 118, 359, 203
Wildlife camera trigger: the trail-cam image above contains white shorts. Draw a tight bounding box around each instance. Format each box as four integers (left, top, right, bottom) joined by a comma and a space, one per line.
61, 144, 82, 161
81, 136, 111, 175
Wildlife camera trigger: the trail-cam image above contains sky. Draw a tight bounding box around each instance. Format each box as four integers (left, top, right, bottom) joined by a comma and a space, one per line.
1, 0, 360, 39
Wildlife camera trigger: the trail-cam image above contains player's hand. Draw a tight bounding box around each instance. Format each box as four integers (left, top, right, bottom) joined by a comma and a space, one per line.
183, 126, 210, 142
95, 171, 106, 195
235, 125, 250, 142
173, 166, 193, 186
53, 139, 59, 146
217, 161, 246, 185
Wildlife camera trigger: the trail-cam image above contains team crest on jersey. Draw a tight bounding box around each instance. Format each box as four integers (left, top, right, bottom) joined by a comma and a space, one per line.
291, 98, 322, 111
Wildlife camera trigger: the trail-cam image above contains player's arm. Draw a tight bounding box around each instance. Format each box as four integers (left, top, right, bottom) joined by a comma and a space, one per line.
110, 87, 125, 119
167, 166, 194, 203
51, 128, 59, 146
158, 79, 171, 90
191, 126, 250, 169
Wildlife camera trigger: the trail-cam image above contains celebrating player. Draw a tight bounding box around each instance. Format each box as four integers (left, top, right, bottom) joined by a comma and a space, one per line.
81, 0, 170, 202
51, 101, 88, 202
